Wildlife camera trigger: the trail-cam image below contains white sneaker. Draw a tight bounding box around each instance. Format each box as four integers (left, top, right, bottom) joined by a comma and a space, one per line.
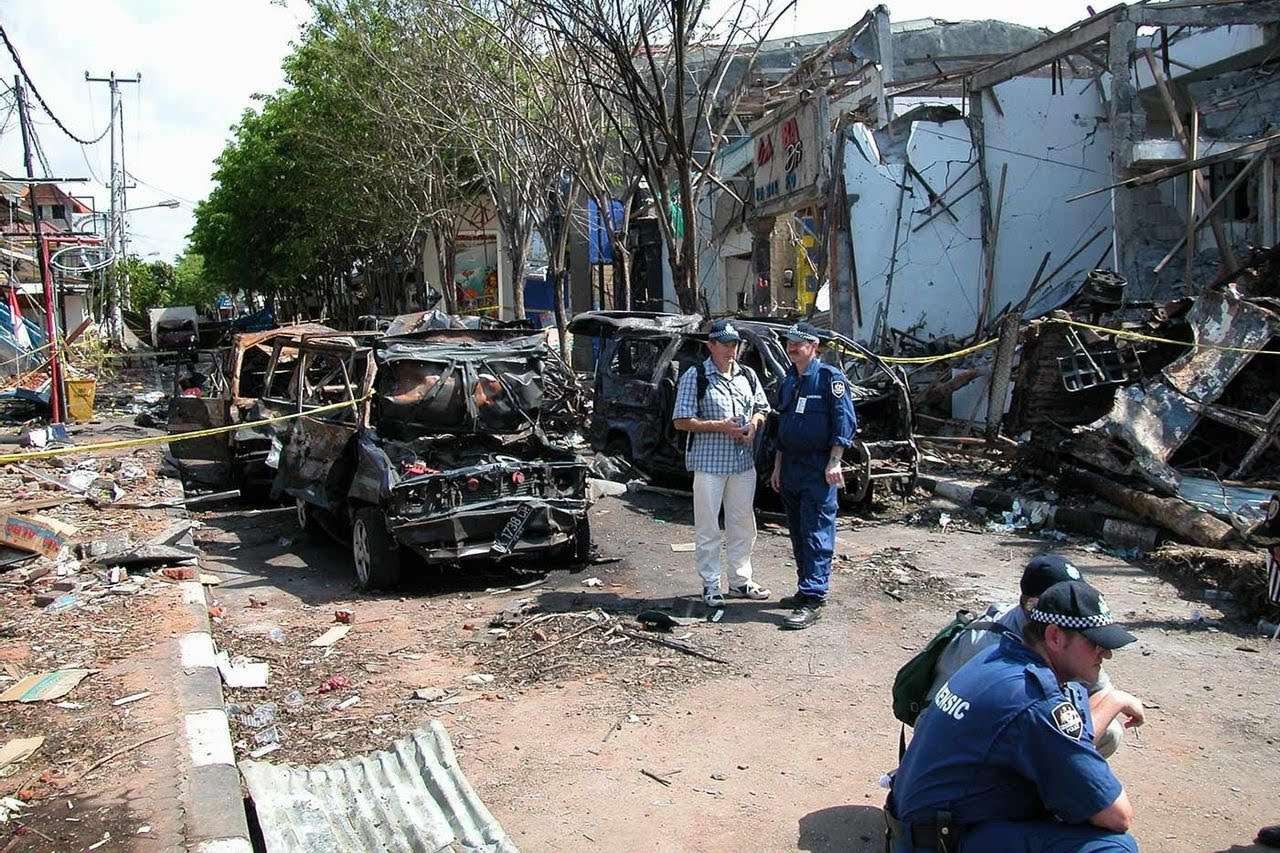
702, 586, 725, 607
727, 581, 771, 600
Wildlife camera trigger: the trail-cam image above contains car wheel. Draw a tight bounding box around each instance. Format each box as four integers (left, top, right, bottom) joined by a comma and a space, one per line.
838, 481, 874, 511
352, 507, 402, 591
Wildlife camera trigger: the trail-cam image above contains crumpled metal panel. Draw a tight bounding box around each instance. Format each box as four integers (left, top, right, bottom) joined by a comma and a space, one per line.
1101, 291, 1280, 472
1177, 476, 1272, 527
241, 720, 518, 853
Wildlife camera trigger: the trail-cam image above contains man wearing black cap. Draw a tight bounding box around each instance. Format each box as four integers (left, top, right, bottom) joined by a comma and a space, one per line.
672, 319, 772, 607
770, 321, 856, 630
886, 580, 1145, 852
926, 554, 1138, 758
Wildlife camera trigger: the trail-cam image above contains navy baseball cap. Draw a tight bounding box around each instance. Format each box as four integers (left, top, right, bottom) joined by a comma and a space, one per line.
784, 322, 821, 343
707, 319, 741, 343
1021, 554, 1084, 597
1029, 580, 1136, 650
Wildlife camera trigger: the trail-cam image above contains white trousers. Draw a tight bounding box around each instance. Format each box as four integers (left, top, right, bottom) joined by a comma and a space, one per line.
692, 469, 758, 588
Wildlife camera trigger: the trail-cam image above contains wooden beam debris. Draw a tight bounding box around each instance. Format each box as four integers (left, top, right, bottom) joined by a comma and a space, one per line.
905, 163, 959, 223
970, 5, 1126, 91
975, 164, 1008, 338
1185, 107, 1200, 293
1153, 151, 1265, 274
1131, 0, 1280, 27
1142, 48, 1237, 273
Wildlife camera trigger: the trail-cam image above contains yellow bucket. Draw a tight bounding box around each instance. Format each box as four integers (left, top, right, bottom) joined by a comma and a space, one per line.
65, 378, 97, 422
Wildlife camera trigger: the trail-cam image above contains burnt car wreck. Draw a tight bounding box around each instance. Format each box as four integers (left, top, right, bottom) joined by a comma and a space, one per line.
568, 312, 919, 502
274, 329, 591, 589
166, 324, 337, 496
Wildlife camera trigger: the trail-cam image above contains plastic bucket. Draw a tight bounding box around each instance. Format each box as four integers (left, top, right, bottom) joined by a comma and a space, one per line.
65, 378, 97, 422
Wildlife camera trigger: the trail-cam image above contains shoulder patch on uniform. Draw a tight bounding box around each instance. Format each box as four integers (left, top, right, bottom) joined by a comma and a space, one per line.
831, 379, 846, 398
1051, 700, 1084, 740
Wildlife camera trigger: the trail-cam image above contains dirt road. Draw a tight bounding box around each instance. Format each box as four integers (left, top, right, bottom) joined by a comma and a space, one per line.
197, 489, 1279, 852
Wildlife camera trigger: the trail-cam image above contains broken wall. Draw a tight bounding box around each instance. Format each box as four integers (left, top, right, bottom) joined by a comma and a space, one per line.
845, 115, 983, 343
981, 76, 1114, 320
843, 75, 1113, 346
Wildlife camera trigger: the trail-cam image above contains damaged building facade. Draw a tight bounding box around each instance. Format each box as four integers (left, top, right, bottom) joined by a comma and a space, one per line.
698, 1, 1280, 351
683, 1, 1280, 579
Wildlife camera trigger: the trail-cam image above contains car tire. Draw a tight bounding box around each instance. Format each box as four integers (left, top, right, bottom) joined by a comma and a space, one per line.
296, 498, 324, 536
838, 482, 874, 511
352, 507, 402, 591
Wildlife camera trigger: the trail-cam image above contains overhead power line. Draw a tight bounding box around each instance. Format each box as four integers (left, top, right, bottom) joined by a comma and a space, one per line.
0, 23, 110, 145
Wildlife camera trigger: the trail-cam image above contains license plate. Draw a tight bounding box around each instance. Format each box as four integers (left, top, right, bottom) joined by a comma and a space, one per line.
491, 504, 536, 556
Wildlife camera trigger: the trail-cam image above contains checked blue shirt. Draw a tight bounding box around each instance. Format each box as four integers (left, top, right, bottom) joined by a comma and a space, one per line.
673, 358, 770, 475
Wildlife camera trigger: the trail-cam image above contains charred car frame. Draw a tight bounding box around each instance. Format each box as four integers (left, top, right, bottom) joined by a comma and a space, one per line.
167, 324, 337, 496
272, 329, 591, 589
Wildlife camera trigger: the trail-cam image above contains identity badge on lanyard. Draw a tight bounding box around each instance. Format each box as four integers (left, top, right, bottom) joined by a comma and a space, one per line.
795, 396, 807, 414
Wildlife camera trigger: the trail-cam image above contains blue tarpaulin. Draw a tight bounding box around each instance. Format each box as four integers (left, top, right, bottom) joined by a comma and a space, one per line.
588, 199, 625, 265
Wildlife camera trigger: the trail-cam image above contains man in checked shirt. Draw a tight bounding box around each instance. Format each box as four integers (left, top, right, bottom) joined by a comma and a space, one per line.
672, 319, 772, 607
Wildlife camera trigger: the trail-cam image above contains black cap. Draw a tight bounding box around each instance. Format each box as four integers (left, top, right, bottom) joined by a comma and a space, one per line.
1029, 580, 1136, 650
1021, 554, 1084, 597
784, 322, 821, 343
707, 319, 741, 343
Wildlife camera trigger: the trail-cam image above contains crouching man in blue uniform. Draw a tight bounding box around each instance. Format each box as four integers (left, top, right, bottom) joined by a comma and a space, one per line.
887, 580, 1145, 852
769, 322, 855, 630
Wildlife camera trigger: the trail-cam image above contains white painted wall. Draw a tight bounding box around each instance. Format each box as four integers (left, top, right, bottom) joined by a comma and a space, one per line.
845, 119, 983, 343
982, 75, 1114, 319
842, 75, 1113, 345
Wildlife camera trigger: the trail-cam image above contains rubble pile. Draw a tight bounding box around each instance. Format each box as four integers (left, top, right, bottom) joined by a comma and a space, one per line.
0, 445, 198, 822
836, 546, 960, 605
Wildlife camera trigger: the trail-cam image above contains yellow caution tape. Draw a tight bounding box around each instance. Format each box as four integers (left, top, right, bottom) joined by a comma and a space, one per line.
829, 336, 1000, 365
0, 392, 372, 466
1045, 317, 1280, 356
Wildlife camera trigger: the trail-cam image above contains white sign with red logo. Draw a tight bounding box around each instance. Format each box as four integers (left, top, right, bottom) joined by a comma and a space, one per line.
752, 99, 822, 214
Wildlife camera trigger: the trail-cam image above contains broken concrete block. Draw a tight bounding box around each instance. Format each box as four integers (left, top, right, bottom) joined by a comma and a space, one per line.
101, 544, 199, 569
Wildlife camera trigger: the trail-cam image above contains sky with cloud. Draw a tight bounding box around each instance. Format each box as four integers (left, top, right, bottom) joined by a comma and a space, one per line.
1, 0, 1088, 263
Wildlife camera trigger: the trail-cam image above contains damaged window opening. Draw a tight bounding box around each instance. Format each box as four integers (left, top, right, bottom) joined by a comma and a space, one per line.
1208, 161, 1256, 222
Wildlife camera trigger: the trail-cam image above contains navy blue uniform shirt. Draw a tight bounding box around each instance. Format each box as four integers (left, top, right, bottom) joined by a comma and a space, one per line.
890, 634, 1123, 828
776, 358, 856, 478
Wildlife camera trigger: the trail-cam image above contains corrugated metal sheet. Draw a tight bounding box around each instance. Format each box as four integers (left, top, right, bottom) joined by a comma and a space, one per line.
241, 720, 518, 853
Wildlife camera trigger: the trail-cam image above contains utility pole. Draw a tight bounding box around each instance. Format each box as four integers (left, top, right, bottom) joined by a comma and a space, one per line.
85, 70, 141, 346
13, 76, 65, 424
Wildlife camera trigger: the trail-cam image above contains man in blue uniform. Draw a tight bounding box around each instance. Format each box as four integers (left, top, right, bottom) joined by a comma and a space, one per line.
769, 322, 856, 630
887, 580, 1144, 852
927, 554, 1143, 759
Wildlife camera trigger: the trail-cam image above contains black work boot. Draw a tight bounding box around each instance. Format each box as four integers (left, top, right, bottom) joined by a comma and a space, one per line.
779, 593, 826, 609
782, 605, 821, 630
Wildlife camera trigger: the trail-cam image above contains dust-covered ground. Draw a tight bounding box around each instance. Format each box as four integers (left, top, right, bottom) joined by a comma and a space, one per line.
197, 486, 1280, 853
